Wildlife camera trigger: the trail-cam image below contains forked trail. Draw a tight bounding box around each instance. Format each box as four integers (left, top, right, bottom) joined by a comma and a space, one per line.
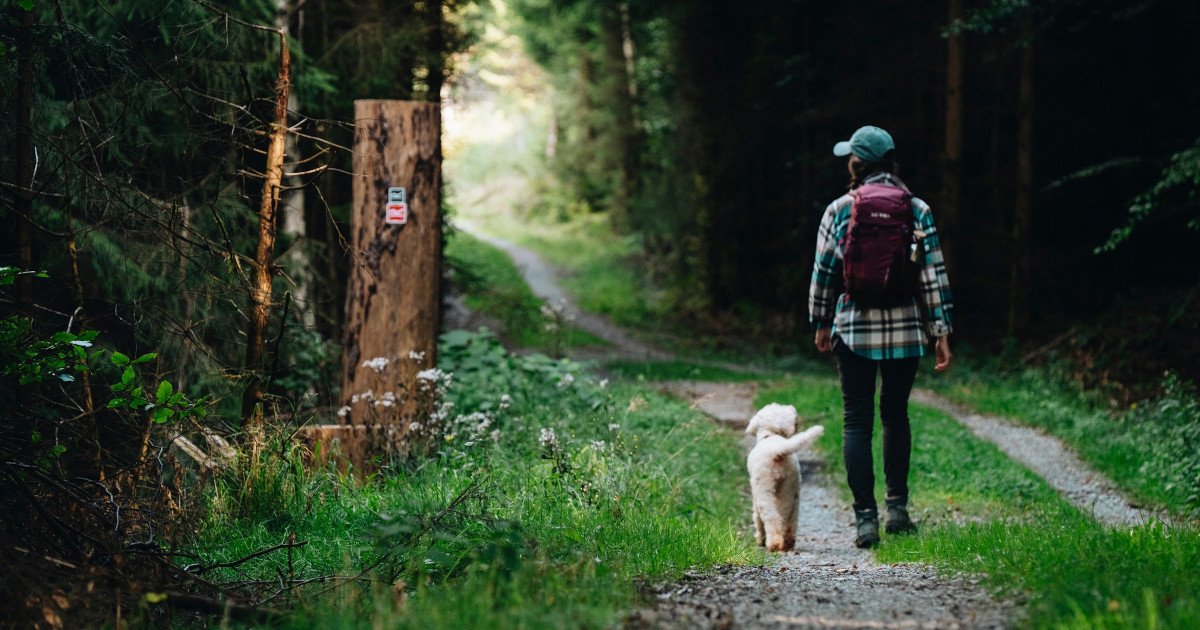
461, 222, 1160, 629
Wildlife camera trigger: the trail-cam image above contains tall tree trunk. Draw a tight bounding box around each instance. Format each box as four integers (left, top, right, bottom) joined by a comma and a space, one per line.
600, 1, 637, 230
15, 7, 35, 307
276, 0, 313, 327
1009, 19, 1035, 335
340, 100, 441, 451
242, 31, 292, 428
941, 0, 964, 272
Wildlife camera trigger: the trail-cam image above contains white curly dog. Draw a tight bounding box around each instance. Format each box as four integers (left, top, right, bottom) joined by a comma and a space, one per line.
745, 403, 824, 552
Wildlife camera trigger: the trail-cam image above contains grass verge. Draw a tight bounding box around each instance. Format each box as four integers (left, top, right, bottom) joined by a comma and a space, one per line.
761, 376, 1200, 629
445, 229, 610, 352
189, 330, 760, 628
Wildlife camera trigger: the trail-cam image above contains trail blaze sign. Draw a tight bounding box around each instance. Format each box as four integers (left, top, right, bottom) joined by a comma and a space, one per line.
386, 186, 408, 225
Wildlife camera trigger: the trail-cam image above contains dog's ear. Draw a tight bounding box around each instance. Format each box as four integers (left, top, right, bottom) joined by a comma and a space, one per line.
744, 414, 758, 435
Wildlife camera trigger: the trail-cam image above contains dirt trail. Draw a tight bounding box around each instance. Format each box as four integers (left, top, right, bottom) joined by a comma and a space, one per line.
631, 382, 1014, 630
457, 221, 1167, 628
455, 220, 672, 361
911, 390, 1171, 527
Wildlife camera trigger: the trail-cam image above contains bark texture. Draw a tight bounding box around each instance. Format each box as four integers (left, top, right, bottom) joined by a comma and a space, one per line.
340, 100, 442, 435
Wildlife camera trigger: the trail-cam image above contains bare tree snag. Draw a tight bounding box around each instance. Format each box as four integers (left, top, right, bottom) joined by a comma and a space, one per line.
340, 100, 442, 449
66, 226, 103, 480
242, 31, 292, 428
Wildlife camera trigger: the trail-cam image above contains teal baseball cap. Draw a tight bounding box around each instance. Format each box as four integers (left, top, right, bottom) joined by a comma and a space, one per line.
833, 125, 895, 161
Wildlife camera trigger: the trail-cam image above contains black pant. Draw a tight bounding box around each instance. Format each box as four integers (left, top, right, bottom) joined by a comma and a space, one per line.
834, 340, 920, 513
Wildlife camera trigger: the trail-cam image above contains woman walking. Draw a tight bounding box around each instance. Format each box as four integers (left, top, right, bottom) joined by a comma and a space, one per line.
809, 125, 954, 548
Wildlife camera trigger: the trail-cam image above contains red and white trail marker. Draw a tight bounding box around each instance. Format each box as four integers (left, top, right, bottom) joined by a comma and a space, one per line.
385, 186, 408, 225
385, 201, 408, 225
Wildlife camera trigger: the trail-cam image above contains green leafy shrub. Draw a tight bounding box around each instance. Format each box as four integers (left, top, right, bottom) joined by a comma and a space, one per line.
1131, 374, 1200, 509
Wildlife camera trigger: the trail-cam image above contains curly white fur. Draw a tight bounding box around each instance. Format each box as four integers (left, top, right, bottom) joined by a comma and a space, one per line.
745, 403, 825, 551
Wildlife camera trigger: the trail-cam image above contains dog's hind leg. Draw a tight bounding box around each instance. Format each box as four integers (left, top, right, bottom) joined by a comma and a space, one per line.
753, 505, 766, 547
783, 494, 799, 551
758, 500, 789, 552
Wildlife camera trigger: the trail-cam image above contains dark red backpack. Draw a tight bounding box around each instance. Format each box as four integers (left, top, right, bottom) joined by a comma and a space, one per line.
841, 183, 920, 307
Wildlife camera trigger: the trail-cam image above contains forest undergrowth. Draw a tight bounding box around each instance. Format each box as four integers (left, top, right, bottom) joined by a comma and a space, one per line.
188, 329, 761, 628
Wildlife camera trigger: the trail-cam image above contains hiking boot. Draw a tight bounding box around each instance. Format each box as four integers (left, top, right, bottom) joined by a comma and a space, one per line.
885, 503, 918, 535
854, 509, 880, 548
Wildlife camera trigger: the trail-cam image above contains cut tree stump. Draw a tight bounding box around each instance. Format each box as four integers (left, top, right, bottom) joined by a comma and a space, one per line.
337, 100, 442, 466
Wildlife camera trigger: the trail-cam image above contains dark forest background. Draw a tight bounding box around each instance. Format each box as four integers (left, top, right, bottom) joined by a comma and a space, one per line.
508, 0, 1200, 388
4, 0, 1199, 407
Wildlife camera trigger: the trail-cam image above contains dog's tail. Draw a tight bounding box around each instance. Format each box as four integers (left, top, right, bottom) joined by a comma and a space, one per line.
779, 425, 825, 455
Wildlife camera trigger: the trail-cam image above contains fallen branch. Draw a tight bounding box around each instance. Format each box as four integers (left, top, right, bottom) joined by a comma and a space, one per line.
1020, 328, 1077, 365
166, 592, 286, 623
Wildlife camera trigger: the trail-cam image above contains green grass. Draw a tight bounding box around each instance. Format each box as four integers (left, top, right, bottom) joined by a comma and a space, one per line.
189, 333, 762, 628
445, 230, 610, 352
761, 376, 1200, 629
603, 359, 770, 383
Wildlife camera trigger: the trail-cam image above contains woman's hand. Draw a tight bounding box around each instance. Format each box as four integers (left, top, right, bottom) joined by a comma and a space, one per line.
934, 336, 953, 372
814, 328, 833, 353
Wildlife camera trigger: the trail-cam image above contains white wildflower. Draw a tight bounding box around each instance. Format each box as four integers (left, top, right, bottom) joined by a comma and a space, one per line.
416, 368, 442, 382
590, 440, 607, 451
607, 423, 620, 432
556, 373, 575, 389
490, 429, 501, 443
361, 357, 390, 372
336, 405, 351, 418
408, 350, 427, 362
598, 379, 609, 389
499, 394, 512, 410
539, 427, 558, 449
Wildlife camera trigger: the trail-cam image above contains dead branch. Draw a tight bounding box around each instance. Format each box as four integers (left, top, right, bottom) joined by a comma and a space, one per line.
186, 539, 309, 575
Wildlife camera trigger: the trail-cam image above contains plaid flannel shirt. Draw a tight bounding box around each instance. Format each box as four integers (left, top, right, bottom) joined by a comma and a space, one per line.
808, 173, 954, 360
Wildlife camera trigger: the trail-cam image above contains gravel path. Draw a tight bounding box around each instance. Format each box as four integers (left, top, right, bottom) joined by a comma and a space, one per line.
632, 382, 1015, 630
910, 390, 1171, 527
454, 220, 672, 361
657, 381, 759, 428
454, 222, 1160, 627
